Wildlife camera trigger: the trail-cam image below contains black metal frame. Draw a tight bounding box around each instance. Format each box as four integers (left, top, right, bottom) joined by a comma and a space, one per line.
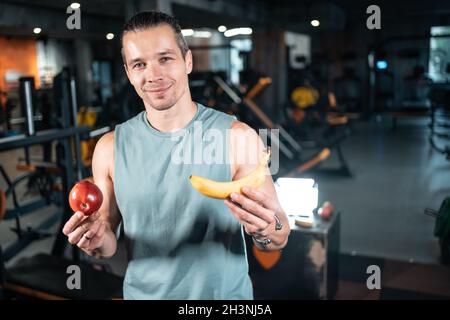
0, 68, 91, 262
0, 68, 118, 300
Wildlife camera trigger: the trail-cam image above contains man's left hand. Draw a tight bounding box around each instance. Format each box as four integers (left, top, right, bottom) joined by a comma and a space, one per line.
224, 186, 289, 250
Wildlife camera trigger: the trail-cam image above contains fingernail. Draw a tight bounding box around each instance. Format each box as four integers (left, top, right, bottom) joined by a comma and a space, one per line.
231, 193, 237, 200
77, 212, 83, 219
242, 187, 249, 193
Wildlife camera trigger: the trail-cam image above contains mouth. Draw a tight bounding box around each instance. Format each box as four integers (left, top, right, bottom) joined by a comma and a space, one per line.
145, 84, 172, 95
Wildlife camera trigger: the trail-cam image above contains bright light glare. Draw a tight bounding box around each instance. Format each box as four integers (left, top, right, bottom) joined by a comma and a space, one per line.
376, 60, 388, 69
193, 31, 212, 38
181, 29, 194, 37
275, 178, 318, 217
224, 27, 252, 37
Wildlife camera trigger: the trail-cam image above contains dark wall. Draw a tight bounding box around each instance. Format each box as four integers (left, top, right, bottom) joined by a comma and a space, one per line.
310, 10, 444, 113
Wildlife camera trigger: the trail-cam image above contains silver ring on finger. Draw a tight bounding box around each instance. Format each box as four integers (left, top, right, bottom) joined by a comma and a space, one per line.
274, 214, 283, 231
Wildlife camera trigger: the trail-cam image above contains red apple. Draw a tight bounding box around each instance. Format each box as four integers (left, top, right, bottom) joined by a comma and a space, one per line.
68, 180, 103, 216
318, 201, 334, 219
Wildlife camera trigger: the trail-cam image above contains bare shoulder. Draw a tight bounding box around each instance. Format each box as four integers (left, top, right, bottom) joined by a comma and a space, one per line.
230, 120, 263, 147
229, 121, 266, 178
95, 131, 114, 154
230, 120, 255, 133
98, 131, 115, 144
92, 131, 115, 176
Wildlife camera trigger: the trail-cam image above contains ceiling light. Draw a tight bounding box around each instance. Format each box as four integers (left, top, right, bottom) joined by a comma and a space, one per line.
106, 33, 114, 40
224, 27, 252, 37
33, 27, 42, 34
181, 29, 194, 37
193, 31, 212, 38
311, 20, 320, 27
70, 2, 81, 9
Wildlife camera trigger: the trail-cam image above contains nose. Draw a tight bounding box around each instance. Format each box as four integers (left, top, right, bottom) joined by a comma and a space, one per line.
143, 64, 163, 83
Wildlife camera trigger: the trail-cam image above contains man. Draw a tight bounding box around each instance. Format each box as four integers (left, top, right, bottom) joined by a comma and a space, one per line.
63, 11, 290, 299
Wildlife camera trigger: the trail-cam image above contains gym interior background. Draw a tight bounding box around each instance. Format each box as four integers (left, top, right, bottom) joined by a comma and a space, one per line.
0, 0, 450, 300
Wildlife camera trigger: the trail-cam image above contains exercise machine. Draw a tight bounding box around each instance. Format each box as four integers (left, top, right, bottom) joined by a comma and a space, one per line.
189, 71, 336, 179
428, 83, 450, 160
0, 69, 121, 300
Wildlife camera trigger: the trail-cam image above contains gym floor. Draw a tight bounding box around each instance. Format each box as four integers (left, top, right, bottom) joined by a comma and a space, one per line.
316, 114, 447, 265
1, 113, 449, 299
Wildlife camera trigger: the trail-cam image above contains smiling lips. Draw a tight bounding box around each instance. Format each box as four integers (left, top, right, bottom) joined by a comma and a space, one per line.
144, 84, 172, 94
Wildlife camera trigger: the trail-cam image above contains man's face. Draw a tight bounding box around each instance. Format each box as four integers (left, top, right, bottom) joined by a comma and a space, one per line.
122, 25, 192, 111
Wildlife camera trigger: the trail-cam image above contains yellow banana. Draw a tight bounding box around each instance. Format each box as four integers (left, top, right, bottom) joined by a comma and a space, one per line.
189, 149, 271, 199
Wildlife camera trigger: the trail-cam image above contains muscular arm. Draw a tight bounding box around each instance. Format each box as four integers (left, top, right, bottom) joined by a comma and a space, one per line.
226, 121, 290, 251
90, 131, 122, 258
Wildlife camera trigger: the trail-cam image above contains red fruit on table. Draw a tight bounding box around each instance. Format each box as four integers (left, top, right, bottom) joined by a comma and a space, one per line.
68, 180, 103, 216
318, 201, 334, 219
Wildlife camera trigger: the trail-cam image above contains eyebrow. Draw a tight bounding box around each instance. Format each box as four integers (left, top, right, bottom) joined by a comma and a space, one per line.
127, 58, 143, 65
157, 50, 177, 56
127, 50, 177, 65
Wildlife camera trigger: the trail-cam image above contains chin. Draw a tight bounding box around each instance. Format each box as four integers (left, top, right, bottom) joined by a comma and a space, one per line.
153, 104, 174, 111
147, 98, 176, 111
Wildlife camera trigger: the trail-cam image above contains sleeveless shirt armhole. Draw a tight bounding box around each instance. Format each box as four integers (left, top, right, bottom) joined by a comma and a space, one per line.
227, 115, 238, 182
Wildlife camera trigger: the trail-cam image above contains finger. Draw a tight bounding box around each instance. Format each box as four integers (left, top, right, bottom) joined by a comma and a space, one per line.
87, 211, 102, 223
224, 199, 267, 231
243, 223, 269, 238
76, 231, 90, 249
63, 211, 88, 236
67, 219, 95, 245
84, 250, 94, 256
96, 221, 106, 239
224, 199, 241, 220
230, 192, 274, 224
224, 200, 266, 236
241, 186, 268, 206
67, 212, 101, 244
76, 221, 101, 250
242, 186, 281, 212
90, 222, 106, 248
82, 219, 103, 242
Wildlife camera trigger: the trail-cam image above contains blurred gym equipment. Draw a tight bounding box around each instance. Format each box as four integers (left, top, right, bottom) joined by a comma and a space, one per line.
190, 72, 336, 179
282, 64, 353, 178
428, 81, 450, 161
0, 69, 121, 300
425, 197, 450, 265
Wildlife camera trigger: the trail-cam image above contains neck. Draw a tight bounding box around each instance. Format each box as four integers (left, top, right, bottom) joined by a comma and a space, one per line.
145, 96, 197, 133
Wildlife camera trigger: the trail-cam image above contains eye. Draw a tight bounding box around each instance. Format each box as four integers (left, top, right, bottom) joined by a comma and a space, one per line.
160, 57, 173, 63
132, 62, 145, 69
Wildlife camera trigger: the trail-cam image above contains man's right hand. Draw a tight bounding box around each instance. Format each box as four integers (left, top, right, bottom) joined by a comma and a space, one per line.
62, 211, 106, 256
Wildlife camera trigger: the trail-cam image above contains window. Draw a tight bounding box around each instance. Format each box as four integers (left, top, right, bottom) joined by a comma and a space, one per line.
429, 26, 450, 83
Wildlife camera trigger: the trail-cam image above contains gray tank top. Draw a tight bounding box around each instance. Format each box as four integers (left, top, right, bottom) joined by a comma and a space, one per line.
114, 103, 254, 300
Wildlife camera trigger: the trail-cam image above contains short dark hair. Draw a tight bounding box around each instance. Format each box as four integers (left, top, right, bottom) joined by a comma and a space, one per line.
121, 11, 189, 63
